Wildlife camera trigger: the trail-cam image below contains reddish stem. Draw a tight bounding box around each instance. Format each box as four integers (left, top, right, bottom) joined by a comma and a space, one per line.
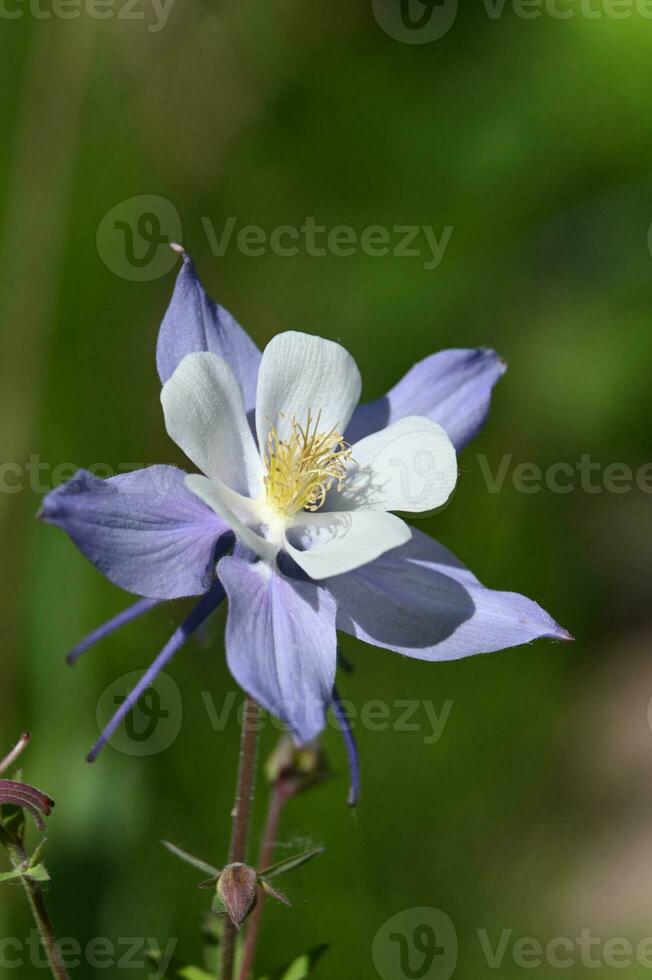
237, 786, 288, 980
220, 697, 259, 980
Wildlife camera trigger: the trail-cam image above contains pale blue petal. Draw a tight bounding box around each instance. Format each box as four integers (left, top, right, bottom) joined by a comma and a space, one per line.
157, 249, 261, 414
40, 466, 231, 600
346, 348, 506, 450
327, 528, 571, 661
218, 557, 337, 742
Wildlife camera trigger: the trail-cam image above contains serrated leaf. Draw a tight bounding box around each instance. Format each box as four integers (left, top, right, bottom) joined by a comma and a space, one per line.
259, 848, 324, 882
258, 944, 329, 980
161, 840, 221, 878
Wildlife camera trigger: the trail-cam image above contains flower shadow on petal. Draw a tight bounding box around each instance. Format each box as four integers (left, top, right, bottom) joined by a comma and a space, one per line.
286, 512, 354, 549
284, 571, 326, 614
327, 549, 475, 649
347, 397, 390, 445
323, 465, 387, 512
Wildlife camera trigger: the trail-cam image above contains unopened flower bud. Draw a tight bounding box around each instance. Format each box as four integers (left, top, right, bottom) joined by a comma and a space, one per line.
217, 863, 257, 929
265, 736, 329, 798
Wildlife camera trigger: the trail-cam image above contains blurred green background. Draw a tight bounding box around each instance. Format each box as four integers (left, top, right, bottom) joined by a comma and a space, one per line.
2, 1, 652, 977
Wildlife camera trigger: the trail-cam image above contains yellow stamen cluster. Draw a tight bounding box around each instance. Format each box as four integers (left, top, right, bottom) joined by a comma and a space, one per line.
263, 411, 352, 517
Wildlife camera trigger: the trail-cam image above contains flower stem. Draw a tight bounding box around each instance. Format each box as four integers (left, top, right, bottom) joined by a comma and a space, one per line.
237, 786, 287, 980
0, 826, 70, 980
220, 696, 259, 980
0, 731, 31, 775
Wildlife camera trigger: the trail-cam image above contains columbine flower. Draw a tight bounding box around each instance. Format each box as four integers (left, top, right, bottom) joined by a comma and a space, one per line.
41, 247, 570, 781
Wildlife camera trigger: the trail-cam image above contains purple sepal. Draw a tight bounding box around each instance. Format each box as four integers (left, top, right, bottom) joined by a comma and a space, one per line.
40, 466, 231, 600
331, 687, 361, 807
327, 528, 571, 661
157, 250, 262, 414
346, 348, 506, 450
218, 557, 337, 744
87, 579, 226, 762
66, 597, 161, 665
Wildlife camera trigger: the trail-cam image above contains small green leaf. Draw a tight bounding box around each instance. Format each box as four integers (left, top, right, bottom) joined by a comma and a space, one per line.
161, 840, 221, 878
146, 949, 213, 979
29, 838, 47, 867
0, 861, 49, 884
0, 866, 27, 883
259, 848, 324, 882
258, 944, 329, 980
24, 863, 50, 883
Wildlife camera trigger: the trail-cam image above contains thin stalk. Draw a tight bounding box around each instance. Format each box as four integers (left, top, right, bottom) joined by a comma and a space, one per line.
220, 697, 259, 980
238, 787, 287, 980
0, 732, 31, 775
0, 826, 70, 980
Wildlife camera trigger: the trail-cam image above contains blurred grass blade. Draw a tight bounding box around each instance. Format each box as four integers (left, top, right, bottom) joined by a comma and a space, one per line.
161, 839, 221, 877
259, 848, 324, 881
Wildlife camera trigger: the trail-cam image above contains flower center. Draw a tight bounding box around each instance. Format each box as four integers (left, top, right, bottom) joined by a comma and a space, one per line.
263, 411, 352, 518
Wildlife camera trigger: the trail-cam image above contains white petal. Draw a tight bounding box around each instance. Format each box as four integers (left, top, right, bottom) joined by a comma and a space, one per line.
286, 510, 412, 580
255, 331, 362, 449
339, 416, 457, 513
185, 474, 279, 561
161, 352, 263, 496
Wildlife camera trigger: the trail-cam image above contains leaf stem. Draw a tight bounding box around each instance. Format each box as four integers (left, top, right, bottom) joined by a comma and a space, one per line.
237, 785, 287, 980
0, 826, 70, 980
220, 696, 259, 980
